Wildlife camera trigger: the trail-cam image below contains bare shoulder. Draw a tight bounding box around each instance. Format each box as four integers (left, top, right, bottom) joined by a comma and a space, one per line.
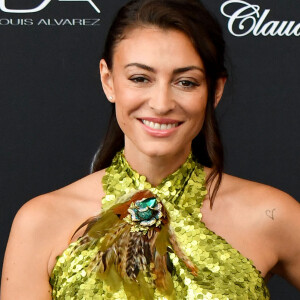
14, 169, 105, 239
1, 170, 106, 299
218, 172, 300, 287
215, 172, 299, 234
219, 172, 299, 220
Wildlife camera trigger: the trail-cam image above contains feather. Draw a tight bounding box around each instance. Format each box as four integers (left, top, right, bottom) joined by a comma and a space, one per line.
123, 278, 142, 299
168, 226, 198, 276
98, 221, 129, 252
126, 231, 141, 280
104, 263, 122, 292
87, 211, 120, 238
115, 226, 131, 278
76, 190, 197, 298
154, 223, 169, 255
137, 271, 155, 300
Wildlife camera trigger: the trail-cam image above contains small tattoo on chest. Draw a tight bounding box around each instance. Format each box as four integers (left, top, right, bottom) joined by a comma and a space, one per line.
265, 208, 276, 220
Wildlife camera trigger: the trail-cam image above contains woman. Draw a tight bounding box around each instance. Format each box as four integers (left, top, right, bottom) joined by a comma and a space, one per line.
1, 0, 300, 299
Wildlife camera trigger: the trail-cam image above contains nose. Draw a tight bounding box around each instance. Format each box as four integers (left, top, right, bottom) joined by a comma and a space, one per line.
148, 81, 175, 115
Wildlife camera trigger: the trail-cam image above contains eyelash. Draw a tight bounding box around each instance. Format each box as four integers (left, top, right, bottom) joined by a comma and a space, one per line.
177, 80, 199, 89
129, 76, 200, 89
130, 76, 149, 83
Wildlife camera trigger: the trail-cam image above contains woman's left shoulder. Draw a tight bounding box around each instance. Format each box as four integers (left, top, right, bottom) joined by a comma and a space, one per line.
221, 173, 300, 286
220, 172, 299, 213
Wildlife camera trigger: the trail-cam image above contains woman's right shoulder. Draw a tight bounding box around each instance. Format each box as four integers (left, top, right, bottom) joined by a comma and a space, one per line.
14, 168, 107, 237
1, 169, 107, 298
7, 168, 107, 256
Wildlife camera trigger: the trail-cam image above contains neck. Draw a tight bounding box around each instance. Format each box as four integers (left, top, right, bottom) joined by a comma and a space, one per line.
123, 144, 191, 187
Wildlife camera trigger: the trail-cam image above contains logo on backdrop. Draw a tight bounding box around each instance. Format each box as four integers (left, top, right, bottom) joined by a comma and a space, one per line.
0, 0, 100, 26
221, 0, 300, 37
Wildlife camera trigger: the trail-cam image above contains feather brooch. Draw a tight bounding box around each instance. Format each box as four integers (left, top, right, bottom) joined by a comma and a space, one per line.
76, 190, 197, 299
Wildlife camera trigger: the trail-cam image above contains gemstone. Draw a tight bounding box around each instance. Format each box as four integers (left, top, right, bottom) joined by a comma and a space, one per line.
137, 209, 153, 221
137, 197, 157, 209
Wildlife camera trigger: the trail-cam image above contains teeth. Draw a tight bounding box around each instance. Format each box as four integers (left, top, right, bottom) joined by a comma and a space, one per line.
142, 120, 179, 130
154, 123, 160, 129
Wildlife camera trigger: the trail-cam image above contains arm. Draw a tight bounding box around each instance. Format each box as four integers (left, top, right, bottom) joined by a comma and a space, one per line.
268, 191, 300, 290
1, 198, 54, 300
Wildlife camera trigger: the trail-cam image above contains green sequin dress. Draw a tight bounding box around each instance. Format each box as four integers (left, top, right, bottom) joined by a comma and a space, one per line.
50, 152, 270, 299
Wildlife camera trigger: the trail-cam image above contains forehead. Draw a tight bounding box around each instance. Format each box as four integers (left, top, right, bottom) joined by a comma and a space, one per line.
112, 27, 204, 70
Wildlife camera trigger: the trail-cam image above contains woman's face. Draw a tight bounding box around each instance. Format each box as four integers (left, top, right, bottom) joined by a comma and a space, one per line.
101, 27, 208, 159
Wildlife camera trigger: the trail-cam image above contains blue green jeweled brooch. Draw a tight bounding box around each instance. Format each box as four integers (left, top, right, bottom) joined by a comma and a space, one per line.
124, 196, 163, 234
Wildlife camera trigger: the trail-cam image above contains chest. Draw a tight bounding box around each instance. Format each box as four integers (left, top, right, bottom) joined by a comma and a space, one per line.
51, 197, 271, 299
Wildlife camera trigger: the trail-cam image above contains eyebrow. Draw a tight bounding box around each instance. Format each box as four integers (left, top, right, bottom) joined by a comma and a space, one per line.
125, 63, 205, 74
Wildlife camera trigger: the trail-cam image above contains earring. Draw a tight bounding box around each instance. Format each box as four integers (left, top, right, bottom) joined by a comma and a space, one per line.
108, 96, 113, 101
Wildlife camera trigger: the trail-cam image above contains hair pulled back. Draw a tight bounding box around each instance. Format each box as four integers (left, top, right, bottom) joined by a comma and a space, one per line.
92, 0, 228, 207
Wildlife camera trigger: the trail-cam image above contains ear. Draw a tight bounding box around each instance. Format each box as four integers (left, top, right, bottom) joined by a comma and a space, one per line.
214, 77, 227, 108
100, 59, 115, 103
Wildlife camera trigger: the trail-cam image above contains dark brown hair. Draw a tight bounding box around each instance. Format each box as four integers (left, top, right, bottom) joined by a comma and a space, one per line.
92, 0, 228, 207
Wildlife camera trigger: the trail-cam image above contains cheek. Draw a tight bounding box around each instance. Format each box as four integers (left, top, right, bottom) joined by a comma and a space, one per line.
114, 94, 145, 127
115, 103, 129, 129
189, 96, 207, 121
114, 96, 139, 131
113, 85, 132, 125
187, 98, 207, 135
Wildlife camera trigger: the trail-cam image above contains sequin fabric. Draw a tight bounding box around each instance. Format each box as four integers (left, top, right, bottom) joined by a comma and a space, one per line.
50, 151, 270, 299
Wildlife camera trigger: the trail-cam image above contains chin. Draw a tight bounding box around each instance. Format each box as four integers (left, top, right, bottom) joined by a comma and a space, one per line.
136, 140, 189, 159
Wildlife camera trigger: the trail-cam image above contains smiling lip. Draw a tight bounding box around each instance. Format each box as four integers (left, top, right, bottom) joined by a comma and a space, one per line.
139, 118, 182, 137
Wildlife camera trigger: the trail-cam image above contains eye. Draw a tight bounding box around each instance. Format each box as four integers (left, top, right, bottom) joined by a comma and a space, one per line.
130, 76, 149, 83
177, 80, 198, 88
